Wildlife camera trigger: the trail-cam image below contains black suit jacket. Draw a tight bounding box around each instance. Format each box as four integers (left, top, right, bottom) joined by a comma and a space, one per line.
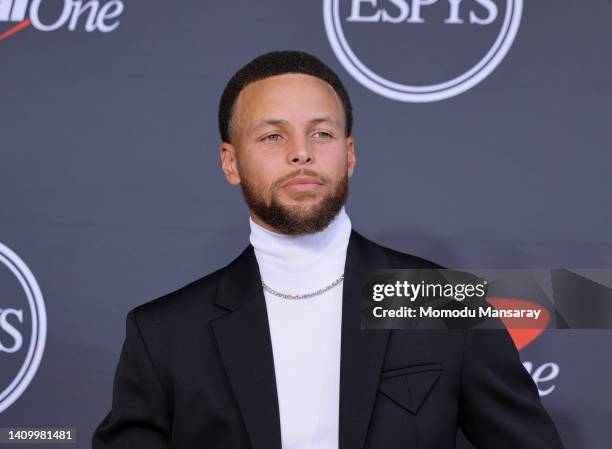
92, 229, 565, 449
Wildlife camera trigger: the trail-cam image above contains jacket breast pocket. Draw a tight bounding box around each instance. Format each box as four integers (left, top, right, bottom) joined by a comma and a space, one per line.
378, 363, 442, 415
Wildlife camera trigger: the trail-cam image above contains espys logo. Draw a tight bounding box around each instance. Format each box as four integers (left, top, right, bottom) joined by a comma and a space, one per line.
323, 0, 523, 102
0, 0, 124, 41
0, 242, 46, 413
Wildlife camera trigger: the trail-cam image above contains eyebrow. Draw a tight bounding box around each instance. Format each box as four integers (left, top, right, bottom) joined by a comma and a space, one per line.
250, 116, 341, 134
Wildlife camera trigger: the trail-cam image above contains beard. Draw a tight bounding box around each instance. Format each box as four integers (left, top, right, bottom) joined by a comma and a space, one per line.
238, 169, 349, 235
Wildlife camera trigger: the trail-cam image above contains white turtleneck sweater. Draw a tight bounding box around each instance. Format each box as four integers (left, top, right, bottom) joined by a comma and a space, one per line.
249, 206, 352, 449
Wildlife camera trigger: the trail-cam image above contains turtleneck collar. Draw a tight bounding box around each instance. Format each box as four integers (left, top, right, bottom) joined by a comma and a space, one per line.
249, 206, 352, 293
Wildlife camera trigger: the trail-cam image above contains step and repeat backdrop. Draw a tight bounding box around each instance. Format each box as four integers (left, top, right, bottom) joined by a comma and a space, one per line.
1, 1, 611, 448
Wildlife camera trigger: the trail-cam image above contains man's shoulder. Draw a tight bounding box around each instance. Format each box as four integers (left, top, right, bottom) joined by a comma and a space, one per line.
130, 263, 228, 326
358, 230, 445, 270
383, 245, 445, 270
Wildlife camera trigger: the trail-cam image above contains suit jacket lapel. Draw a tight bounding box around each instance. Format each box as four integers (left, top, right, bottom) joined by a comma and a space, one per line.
211, 245, 282, 449
339, 230, 392, 449
210, 229, 393, 449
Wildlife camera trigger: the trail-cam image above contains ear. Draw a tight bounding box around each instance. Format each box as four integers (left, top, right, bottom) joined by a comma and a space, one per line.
346, 136, 356, 178
220, 142, 241, 185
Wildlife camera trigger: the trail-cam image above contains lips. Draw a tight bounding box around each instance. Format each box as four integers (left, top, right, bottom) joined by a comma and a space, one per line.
282, 175, 323, 192
283, 176, 323, 187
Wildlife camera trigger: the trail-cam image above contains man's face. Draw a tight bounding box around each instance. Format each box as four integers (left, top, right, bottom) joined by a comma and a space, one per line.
220, 73, 356, 235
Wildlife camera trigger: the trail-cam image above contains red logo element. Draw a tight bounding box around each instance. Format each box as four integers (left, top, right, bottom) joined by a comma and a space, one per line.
486, 297, 550, 350
0, 18, 30, 40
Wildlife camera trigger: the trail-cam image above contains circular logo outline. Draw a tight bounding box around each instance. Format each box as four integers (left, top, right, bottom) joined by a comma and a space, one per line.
0, 242, 47, 414
323, 0, 523, 102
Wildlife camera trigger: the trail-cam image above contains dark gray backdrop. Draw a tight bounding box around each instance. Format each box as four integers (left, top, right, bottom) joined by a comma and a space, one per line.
1, 1, 610, 448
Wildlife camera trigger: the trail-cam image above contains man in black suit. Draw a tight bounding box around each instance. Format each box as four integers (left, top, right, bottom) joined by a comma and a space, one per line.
92, 50, 565, 449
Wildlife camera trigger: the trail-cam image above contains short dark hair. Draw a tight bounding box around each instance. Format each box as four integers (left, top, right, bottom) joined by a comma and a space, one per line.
218, 50, 353, 144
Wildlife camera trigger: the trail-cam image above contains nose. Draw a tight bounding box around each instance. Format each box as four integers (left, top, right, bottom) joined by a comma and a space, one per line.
287, 136, 314, 166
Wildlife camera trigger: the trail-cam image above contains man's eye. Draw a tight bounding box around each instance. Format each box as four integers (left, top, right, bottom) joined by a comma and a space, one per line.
262, 134, 282, 142
313, 131, 332, 139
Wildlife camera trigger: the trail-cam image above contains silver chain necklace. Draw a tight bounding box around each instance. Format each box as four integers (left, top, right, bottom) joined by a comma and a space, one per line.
261, 273, 345, 300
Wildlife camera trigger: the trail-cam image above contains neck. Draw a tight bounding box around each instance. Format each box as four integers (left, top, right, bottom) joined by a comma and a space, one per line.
249, 206, 352, 293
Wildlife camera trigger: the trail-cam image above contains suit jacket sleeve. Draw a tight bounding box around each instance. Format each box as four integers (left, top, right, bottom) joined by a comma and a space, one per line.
458, 328, 565, 448
92, 310, 172, 448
